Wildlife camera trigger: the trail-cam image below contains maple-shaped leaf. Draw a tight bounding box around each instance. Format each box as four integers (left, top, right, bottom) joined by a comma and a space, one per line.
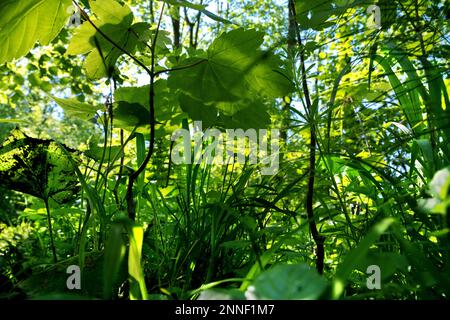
66, 0, 150, 79
168, 28, 294, 103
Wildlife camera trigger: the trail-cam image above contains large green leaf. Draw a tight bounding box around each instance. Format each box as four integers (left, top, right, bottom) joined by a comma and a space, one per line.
113, 85, 151, 132
355, 251, 409, 281
246, 263, 328, 300
0, 0, 72, 64
217, 101, 271, 130
178, 94, 218, 128
0, 128, 80, 204
66, 0, 148, 79
114, 102, 151, 132
178, 95, 271, 129
168, 28, 293, 103
113, 81, 182, 133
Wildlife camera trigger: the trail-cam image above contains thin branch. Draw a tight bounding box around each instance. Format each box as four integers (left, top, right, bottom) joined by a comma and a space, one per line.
289, 0, 325, 275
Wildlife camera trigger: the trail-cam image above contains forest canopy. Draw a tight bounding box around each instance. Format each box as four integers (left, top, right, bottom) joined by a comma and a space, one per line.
0, 0, 450, 301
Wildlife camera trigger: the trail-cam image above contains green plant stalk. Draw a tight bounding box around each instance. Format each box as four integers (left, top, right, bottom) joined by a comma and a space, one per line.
113, 129, 126, 208
44, 198, 57, 263
135, 133, 146, 222
289, 1, 325, 274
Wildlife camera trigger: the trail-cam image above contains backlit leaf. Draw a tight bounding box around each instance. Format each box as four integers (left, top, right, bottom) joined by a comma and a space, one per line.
66, 0, 148, 79
168, 28, 293, 103
0, 0, 72, 64
295, 0, 333, 31
51, 96, 98, 120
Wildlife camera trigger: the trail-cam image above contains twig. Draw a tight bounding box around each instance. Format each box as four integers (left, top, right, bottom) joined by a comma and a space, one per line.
289, 0, 325, 274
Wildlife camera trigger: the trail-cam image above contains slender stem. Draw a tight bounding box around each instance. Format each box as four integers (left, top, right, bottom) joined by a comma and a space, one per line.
126, 2, 166, 220
44, 199, 57, 263
289, 0, 325, 274
166, 140, 175, 188
113, 129, 125, 208
94, 106, 109, 191
193, 4, 203, 48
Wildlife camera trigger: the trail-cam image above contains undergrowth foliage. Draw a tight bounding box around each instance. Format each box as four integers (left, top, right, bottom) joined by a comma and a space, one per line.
0, 0, 449, 300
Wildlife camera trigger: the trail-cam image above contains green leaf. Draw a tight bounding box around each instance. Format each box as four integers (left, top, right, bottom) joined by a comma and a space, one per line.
112, 86, 152, 133
114, 85, 149, 107
113, 82, 182, 133
215, 101, 250, 116
103, 222, 126, 299
335, 0, 355, 7
113, 102, 150, 132
0, 0, 73, 64
429, 167, 450, 200
85, 144, 123, 162
191, 278, 246, 298
179, 94, 218, 128
91, 0, 133, 24
247, 263, 328, 300
66, 0, 146, 79
295, 0, 334, 31
412, 139, 436, 180
384, 43, 428, 101
217, 101, 271, 129
332, 218, 396, 298
240, 247, 280, 291
168, 28, 293, 103
128, 224, 148, 300
391, 225, 445, 289
51, 96, 98, 120
420, 56, 450, 143
374, 55, 425, 133
355, 251, 409, 281
0, 128, 80, 204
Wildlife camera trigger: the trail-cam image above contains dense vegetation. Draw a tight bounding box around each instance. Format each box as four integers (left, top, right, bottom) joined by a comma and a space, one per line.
0, 0, 449, 300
